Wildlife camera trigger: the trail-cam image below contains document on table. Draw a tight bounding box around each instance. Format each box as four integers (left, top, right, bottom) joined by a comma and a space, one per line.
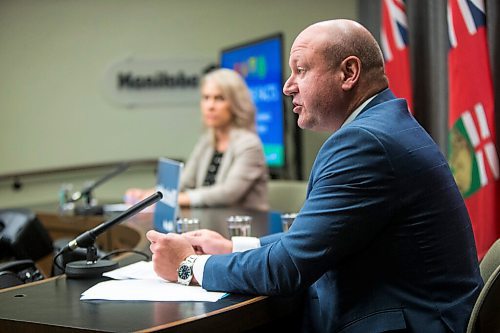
80, 261, 227, 302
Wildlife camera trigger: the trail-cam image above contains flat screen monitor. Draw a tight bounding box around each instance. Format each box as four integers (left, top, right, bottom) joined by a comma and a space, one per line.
220, 33, 285, 171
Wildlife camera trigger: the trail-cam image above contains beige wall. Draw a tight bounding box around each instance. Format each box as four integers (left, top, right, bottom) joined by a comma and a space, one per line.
0, 0, 357, 208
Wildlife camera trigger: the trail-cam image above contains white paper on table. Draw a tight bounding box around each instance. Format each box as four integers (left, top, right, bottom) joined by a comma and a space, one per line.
80, 279, 226, 302
80, 261, 227, 302
103, 261, 162, 280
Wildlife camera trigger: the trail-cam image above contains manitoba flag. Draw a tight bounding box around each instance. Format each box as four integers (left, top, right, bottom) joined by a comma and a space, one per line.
447, 0, 499, 258
380, 0, 413, 111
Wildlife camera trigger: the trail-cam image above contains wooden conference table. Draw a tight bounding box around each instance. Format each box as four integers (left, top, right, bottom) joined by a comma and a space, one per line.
0, 205, 301, 332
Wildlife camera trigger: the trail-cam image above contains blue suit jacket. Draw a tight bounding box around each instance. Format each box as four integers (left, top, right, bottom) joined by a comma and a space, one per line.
202, 89, 482, 332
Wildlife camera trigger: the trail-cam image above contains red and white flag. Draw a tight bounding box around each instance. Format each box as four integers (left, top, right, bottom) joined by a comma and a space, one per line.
447, 0, 499, 258
381, 0, 413, 112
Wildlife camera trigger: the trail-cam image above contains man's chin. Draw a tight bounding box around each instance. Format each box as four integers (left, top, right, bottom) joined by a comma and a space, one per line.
297, 116, 312, 130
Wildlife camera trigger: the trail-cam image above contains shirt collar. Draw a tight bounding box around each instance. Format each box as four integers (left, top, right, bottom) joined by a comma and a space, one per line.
341, 94, 378, 128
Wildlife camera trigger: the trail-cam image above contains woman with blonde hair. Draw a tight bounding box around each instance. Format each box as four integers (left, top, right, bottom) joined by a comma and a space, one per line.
127, 68, 268, 211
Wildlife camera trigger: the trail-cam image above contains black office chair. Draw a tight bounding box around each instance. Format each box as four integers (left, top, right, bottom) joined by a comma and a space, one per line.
0, 208, 53, 261
0, 208, 52, 289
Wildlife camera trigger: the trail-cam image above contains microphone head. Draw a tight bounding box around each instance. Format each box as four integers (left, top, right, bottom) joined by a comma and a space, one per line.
56, 190, 163, 279
58, 239, 78, 255
71, 191, 82, 202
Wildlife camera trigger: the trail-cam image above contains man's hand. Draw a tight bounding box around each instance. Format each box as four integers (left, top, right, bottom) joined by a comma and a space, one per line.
146, 230, 195, 282
182, 229, 233, 255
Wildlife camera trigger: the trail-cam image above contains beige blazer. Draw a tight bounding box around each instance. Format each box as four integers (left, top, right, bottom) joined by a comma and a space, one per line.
180, 128, 269, 211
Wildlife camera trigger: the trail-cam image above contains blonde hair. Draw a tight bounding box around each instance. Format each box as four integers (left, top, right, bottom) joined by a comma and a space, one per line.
201, 68, 256, 131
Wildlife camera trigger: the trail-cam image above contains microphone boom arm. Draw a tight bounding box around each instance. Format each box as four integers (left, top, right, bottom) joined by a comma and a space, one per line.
70, 163, 130, 204
64, 191, 163, 253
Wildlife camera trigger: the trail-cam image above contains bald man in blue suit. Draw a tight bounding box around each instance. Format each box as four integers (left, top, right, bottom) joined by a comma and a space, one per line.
147, 19, 482, 332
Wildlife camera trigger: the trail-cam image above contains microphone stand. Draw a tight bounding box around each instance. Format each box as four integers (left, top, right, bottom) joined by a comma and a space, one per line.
62, 191, 162, 279
71, 163, 130, 216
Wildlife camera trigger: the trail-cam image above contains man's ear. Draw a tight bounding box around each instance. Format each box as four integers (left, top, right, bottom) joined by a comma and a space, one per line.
340, 56, 361, 90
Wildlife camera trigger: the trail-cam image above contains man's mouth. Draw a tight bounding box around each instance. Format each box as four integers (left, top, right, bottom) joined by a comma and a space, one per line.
292, 103, 302, 113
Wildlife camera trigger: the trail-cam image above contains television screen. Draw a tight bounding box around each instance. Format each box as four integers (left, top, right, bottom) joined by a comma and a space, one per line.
220, 33, 285, 170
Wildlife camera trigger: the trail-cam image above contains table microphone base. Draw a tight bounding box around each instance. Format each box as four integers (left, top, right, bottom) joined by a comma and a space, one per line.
65, 259, 118, 279
74, 205, 104, 216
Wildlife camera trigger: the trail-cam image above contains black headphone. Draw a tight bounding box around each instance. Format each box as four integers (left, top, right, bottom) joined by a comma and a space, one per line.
0, 260, 44, 289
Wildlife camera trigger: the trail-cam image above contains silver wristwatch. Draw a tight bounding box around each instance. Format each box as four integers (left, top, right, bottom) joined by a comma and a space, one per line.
177, 255, 198, 286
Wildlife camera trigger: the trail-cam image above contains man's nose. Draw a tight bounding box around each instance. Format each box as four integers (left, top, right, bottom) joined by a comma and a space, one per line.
283, 76, 296, 96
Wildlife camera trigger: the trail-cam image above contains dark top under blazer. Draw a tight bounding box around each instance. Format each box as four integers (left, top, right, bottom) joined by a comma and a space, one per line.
202, 89, 483, 332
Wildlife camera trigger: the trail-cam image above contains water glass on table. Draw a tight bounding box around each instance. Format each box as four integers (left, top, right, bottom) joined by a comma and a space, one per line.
226, 215, 252, 237
281, 213, 297, 232
176, 218, 200, 234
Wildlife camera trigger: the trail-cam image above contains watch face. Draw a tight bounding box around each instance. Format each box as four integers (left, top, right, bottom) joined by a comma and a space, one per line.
178, 265, 191, 280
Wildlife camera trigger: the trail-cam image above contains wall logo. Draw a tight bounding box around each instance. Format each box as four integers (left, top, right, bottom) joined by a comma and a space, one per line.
102, 57, 212, 107
117, 71, 198, 89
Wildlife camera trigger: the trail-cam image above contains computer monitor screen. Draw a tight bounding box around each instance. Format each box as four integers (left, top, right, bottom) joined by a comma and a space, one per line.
220, 33, 285, 169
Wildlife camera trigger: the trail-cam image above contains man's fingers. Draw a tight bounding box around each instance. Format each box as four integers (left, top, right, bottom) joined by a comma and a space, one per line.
183, 233, 203, 246
146, 230, 163, 243
183, 229, 205, 237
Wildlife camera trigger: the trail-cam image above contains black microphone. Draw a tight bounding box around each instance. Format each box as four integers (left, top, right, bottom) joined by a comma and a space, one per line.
71, 163, 130, 215
58, 191, 162, 278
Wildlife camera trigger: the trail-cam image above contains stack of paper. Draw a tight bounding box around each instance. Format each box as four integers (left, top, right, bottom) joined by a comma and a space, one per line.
80, 261, 227, 302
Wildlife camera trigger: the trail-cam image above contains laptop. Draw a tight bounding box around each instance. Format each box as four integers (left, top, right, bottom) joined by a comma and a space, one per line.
153, 157, 184, 233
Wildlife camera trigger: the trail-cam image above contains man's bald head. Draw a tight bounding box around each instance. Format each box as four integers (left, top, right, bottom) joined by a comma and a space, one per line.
284, 19, 389, 131
297, 19, 387, 87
